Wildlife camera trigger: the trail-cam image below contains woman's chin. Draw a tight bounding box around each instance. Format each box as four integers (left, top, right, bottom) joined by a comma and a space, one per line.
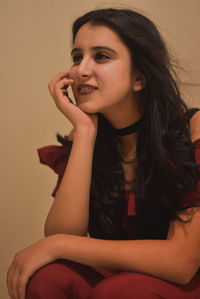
78, 103, 98, 114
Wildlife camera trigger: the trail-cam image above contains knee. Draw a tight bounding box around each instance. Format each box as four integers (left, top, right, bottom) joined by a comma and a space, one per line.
26, 260, 74, 298
89, 272, 164, 299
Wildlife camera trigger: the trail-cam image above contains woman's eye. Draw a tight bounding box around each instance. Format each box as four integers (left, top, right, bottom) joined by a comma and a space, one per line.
95, 53, 110, 61
72, 53, 110, 64
72, 55, 82, 63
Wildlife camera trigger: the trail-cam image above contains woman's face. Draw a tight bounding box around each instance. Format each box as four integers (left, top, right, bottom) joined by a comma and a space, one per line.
69, 23, 142, 114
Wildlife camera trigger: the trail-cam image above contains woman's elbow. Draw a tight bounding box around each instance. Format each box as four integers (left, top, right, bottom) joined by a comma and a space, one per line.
178, 263, 199, 285
44, 221, 88, 237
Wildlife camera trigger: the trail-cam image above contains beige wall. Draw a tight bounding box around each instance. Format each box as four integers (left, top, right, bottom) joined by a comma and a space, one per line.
1, 0, 200, 297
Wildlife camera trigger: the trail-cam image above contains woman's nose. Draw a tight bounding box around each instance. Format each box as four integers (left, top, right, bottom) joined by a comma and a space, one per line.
77, 57, 93, 78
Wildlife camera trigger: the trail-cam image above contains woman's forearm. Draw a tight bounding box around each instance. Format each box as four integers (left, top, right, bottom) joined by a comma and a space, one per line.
45, 128, 96, 237
51, 234, 198, 285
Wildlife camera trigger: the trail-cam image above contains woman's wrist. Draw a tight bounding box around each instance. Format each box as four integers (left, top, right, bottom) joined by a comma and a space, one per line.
49, 234, 82, 261
46, 234, 68, 260
73, 125, 97, 141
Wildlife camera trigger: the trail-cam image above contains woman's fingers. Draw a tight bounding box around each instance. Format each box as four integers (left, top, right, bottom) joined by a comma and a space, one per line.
7, 262, 14, 298
7, 259, 29, 299
49, 76, 74, 102
53, 78, 74, 108
58, 78, 74, 95
48, 71, 71, 97
47, 71, 97, 129
16, 272, 28, 299
7, 261, 18, 299
48, 71, 78, 117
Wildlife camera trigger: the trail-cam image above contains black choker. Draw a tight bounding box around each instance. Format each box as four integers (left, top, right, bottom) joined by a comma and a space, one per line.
113, 118, 143, 136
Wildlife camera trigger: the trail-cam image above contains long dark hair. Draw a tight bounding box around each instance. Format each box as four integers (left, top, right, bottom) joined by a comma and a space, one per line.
71, 8, 200, 240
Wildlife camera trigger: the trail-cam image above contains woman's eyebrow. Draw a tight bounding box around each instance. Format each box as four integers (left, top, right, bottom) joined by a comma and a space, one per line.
71, 46, 117, 56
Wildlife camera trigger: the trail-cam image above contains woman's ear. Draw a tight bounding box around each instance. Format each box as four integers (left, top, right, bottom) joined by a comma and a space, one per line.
132, 71, 146, 91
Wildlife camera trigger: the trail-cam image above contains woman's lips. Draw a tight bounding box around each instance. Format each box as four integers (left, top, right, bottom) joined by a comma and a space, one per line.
78, 88, 97, 95
78, 84, 98, 95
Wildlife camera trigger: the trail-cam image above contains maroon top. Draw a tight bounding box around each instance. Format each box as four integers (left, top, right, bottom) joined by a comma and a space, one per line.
37, 137, 200, 239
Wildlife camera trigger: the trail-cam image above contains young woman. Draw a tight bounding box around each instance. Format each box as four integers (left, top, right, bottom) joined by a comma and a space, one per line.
7, 8, 200, 299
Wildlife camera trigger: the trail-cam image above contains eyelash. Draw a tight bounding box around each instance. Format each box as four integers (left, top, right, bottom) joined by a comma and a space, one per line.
72, 53, 110, 64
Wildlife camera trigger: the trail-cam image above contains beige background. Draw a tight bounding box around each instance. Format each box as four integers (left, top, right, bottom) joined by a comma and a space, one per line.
1, 0, 200, 298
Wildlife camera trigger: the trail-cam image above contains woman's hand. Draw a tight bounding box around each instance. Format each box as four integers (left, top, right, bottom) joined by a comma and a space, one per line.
48, 71, 98, 132
7, 236, 59, 299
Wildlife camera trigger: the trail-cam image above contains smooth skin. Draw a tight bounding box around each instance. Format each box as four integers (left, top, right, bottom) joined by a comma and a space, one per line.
7, 23, 200, 299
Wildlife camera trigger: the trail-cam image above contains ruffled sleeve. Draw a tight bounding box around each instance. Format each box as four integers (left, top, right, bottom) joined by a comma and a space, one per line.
179, 139, 200, 208
37, 135, 72, 197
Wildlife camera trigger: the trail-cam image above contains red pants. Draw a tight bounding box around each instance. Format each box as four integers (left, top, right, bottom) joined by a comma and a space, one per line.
26, 259, 200, 299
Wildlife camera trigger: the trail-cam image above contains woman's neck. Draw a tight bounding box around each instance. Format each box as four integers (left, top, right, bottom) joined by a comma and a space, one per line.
101, 97, 142, 159
119, 133, 138, 161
